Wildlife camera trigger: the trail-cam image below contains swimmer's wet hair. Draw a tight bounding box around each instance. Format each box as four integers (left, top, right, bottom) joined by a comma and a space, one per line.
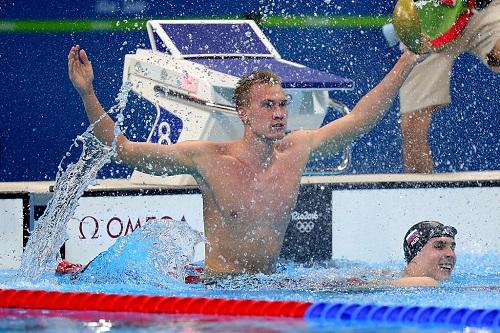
233, 69, 282, 108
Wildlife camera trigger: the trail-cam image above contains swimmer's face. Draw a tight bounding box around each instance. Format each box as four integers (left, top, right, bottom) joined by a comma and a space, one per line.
412, 236, 456, 280
240, 83, 289, 140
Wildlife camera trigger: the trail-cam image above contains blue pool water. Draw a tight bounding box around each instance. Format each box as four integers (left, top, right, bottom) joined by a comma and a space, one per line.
2, 219, 499, 332
0, 251, 498, 332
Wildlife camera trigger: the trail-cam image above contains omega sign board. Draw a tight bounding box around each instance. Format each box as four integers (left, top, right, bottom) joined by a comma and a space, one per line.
65, 191, 203, 265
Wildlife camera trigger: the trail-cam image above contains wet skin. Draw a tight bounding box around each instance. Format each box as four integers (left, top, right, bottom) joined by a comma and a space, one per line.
68, 45, 421, 275
194, 84, 311, 274
406, 236, 456, 280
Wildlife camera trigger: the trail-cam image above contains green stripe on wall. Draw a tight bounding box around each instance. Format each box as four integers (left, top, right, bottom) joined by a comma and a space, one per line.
0, 19, 147, 33
261, 15, 391, 28
0, 16, 391, 33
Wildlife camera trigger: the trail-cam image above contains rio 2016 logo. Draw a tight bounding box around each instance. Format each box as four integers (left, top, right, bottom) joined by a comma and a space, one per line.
291, 211, 319, 233
79, 215, 186, 239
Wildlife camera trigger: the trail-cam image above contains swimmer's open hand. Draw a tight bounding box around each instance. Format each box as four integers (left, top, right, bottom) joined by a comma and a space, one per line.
68, 45, 94, 97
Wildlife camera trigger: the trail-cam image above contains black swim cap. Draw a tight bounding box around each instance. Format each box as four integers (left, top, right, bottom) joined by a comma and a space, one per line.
403, 221, 457, 264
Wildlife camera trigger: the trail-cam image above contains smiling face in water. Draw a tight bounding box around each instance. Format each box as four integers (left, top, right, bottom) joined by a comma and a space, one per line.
411, 236, 456, 280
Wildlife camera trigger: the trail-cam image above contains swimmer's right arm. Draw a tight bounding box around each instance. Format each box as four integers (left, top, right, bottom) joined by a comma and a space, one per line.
68, 45, 117, 146
68, 45, 200, 176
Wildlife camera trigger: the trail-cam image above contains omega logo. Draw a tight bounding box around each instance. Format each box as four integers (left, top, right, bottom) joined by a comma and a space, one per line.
79, 215, 186, 239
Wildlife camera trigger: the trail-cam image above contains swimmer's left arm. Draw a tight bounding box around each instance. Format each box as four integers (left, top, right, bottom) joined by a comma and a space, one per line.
308, 51, 421, 154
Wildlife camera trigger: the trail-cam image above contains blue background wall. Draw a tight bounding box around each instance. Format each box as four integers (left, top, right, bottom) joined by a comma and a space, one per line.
1, 1, 499, 181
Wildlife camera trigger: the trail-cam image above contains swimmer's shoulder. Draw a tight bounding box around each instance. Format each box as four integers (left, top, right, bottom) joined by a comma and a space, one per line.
277, 129, 316, 152
391, 276, 439, 288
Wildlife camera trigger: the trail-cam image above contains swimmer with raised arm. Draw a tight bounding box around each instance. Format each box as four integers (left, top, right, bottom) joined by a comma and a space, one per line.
392, 221, 457, 287
68, 45, 425, 277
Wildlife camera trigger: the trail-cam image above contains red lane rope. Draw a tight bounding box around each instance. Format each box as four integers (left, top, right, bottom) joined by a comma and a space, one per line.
0, 289, 311, 318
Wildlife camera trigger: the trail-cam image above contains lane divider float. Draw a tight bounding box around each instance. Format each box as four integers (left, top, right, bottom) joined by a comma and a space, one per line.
0, 289, 498, 329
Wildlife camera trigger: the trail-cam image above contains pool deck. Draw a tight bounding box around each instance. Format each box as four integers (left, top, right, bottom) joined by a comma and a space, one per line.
1, 170, 499, 194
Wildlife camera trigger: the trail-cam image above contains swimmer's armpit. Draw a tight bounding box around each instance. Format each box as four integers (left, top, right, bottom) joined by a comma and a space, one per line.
391, 276, 439, 287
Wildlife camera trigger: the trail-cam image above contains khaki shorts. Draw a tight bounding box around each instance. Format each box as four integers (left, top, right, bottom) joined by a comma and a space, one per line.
400, 0, 500, 114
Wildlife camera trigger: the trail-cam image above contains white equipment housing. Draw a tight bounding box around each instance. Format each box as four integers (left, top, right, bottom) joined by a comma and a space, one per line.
122, 20, 354, 185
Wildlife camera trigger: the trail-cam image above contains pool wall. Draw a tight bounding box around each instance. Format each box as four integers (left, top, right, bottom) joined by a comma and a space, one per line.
1, 172, 499, 269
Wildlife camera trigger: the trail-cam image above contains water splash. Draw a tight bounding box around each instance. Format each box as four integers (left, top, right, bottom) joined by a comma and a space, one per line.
18, 82, 133, 281
72, 218, 205, 288
204, 260, 396, 292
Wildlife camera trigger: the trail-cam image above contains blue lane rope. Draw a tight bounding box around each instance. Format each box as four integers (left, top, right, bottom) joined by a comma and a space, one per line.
305, 302, 500, 328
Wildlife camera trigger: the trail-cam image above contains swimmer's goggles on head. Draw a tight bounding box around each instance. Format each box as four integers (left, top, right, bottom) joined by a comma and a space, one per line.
403, 221, 457, 264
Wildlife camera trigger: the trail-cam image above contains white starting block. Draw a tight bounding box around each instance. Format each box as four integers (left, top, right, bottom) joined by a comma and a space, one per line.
123, 20, 354, 185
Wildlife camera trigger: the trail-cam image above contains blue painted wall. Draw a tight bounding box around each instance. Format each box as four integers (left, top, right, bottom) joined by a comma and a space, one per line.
1, 1, 394, 19
1, 1, 498, 181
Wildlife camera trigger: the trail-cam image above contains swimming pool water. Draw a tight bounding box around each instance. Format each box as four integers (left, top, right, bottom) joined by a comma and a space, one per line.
5, 308, 488, 333
0, 252, 498, 332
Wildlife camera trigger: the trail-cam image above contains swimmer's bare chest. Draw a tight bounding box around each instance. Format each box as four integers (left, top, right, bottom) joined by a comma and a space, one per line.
196, 150, 307, 230
191, 141, 311, 272
198, 153, 307, 272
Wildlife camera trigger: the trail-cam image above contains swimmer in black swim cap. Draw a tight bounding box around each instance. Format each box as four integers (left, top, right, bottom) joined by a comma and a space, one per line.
393, 221, 457, 287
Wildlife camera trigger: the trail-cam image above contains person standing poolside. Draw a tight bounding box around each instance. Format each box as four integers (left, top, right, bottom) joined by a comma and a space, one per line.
392, 221, 457, 287
68, 45, 424, 276
399, 0, 500, 173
